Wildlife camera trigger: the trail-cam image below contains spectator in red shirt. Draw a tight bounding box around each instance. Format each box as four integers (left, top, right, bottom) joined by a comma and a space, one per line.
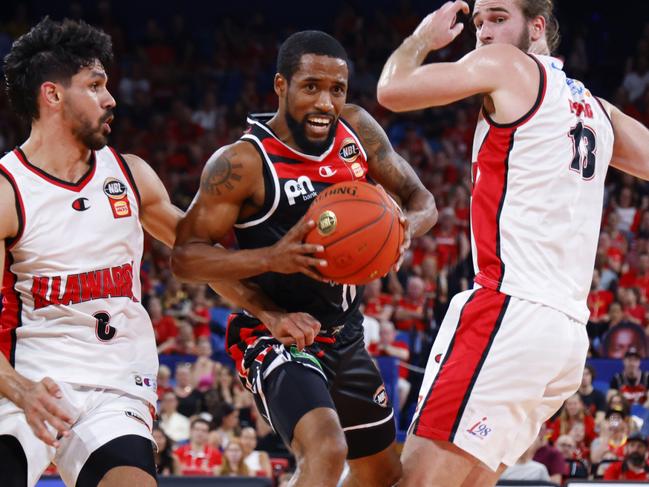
620, 287, 645, 326
591, 407, 630, 465
609, 347, 649, 405
187, 284, 212, 340
369, 320, 410, 410
432, 208, 459, 269
174, 418, 222, 476
362, 278, 395, 322
149, 296, 179, 353
547, 394, 597, 447
393, 276, 427, 332
587, 269, 614, 340
603, 432, 649, 480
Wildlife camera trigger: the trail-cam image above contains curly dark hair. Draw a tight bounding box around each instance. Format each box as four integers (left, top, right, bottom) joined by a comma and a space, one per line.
3, 17, 113, 121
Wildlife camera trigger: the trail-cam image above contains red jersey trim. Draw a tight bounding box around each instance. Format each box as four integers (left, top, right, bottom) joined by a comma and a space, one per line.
472, 128, 516, 289
413, 289, 509, 441
13, 148, 96, 192
481, 54, 547, 129
0, 165, 26, 250
0, 251, 22, 366
109, 148, 142, 209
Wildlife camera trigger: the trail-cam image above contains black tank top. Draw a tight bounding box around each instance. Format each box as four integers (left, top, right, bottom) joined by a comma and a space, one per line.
234, 114, 371, 335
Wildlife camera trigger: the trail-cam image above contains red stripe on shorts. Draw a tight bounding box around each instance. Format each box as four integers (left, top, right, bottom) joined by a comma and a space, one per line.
413, 288, 510, 441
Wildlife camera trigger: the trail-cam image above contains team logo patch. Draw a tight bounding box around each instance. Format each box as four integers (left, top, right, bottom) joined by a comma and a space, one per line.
72, 197, 90, 211
339, 138, 360, 163
103, 178, 127, 199
373, 385, 388, 408
317, 210, 337, 236
103, 177, 132, 218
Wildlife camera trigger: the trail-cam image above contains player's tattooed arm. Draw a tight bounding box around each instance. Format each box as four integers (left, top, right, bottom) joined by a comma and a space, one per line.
200, 146, 246, 197
343, 103, 438, 239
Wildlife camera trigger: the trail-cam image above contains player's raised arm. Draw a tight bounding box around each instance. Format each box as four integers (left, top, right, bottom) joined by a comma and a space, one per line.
377, 1, 536, 113
342, 104, 437, 240
170, 141, 326, 283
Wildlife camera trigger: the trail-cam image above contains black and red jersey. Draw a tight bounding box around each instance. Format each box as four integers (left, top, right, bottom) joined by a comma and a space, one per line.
233, 114, 370, 335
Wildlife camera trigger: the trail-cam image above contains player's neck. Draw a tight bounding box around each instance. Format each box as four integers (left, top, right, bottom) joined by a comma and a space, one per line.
21, 122, 94, 181
266, 112, 300, 152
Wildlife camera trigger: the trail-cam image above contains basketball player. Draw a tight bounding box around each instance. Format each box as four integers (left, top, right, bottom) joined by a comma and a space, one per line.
377, 1, 649, 486
171, 31, 437, 486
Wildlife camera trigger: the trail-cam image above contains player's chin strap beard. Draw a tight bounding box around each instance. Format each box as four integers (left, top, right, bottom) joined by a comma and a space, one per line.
284, 103, 337, 156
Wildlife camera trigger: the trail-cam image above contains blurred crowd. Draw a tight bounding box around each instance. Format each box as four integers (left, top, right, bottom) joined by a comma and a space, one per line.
2, 1, 649, 484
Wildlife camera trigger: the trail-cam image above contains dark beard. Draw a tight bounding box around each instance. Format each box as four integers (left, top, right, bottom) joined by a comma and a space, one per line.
67, 102, 112, 151
284, 101, 337, 156
628, 451, 646, 468
517, 24, 531, 51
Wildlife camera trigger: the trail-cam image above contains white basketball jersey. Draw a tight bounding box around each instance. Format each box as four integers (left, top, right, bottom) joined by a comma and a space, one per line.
470, 55, 614, 323
0, 147, 157, 405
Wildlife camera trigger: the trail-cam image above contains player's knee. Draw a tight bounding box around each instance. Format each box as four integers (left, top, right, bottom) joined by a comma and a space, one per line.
296, 427, 347, 470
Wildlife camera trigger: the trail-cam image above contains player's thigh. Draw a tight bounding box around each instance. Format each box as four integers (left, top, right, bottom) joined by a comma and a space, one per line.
55, 390, 155, 487
410, 289, 586, 471
261, 361, 337, 449
327, 336, 396, 460
0, 399, 54, 487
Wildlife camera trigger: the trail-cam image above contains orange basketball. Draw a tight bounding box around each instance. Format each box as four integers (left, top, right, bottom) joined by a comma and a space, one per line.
304, 181, 404, 285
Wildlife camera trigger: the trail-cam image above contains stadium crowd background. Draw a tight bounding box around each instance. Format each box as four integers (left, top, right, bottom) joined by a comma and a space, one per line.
2, 0, 649, 484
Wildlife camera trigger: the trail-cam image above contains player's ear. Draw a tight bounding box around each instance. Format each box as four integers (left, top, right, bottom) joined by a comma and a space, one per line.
40, 81, 62, 109
530, 15, 546, 42
274, 73, 287, 97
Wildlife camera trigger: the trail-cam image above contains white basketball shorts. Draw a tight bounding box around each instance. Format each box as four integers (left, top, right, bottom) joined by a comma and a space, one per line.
0, 381, 154, 486
408, 286, 589, 471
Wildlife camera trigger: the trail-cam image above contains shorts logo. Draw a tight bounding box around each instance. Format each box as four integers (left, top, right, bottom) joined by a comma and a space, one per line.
434, 353, 443, 363
134, 374, 157, 391
467, 417, 492, 439
339, 138, 360, 163
373, 385, 388, 408
125, 410, 148, 427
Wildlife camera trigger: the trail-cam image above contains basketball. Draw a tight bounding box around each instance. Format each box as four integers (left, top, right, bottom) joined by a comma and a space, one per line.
304, 181, 404, 285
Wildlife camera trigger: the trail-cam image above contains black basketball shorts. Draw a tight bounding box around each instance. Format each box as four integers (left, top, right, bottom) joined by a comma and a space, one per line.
226, 313, 395, 459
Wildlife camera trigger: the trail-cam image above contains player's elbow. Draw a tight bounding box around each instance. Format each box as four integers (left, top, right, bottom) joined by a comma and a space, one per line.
170, 245, 196, 283
377, 84, 411, 113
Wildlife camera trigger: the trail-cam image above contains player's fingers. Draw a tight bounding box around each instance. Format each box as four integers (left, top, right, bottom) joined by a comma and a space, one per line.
298, 256, 327, 269
459, 1, 471, 15
43, 398, 74, 425
451, 22, 465, 37
300, 243, 325, 255
41, 377, 63, 399
291, 218, 316, 240
293, 331, 305, 351
27, 416, 59, 448
299, 266, 327, 282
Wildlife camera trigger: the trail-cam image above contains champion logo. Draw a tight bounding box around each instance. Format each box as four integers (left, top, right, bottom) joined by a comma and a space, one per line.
319, 165, 337, 178
72, 197, 90, 211
467, 417, 492, 439
434, 353, 443, 363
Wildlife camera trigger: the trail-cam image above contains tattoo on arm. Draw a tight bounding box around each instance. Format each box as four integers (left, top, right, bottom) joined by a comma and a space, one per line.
201, 150, 244, 196
354, 108, 419, 198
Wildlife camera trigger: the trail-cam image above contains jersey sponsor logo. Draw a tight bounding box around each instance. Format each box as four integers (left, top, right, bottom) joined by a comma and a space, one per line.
103, 178, 127, 199
339, 138, 360, 163
568, 100, 594, 119
350, 162, 365, 178
31, 262, 137, 309
566, 77, 585, 97
284, 175, 317, 206
466, 416, 492, 439
72, 197, 91, 211
103, 177, 132, 218
319, 165, 337, 178
373, 384, 389, 408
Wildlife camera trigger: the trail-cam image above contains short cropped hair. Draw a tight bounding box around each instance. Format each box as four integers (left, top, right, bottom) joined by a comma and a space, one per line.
4, 17, 113, 121
277, 30, 348, 81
